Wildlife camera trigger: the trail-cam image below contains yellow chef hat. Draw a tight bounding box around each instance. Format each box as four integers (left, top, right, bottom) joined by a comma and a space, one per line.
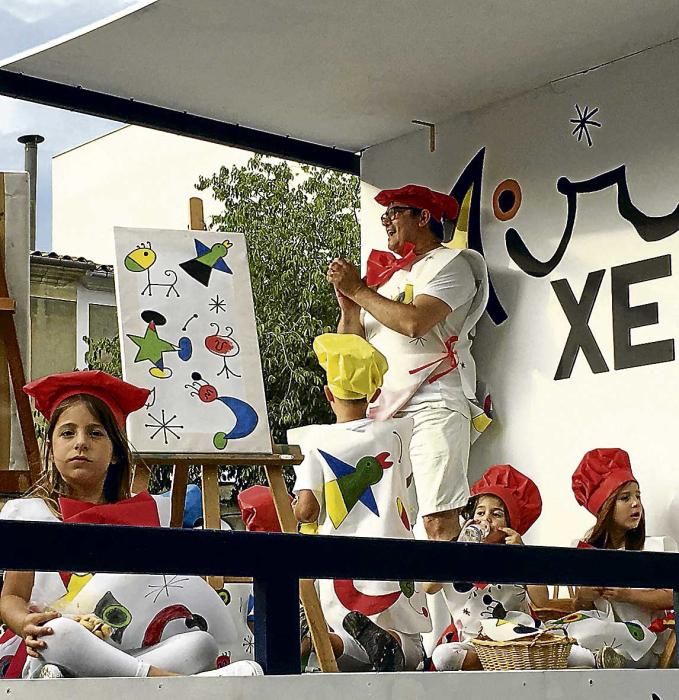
313, 333, 388, 400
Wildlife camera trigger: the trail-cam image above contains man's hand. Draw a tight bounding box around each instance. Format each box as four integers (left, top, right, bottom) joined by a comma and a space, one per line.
327, 258, 364, 299
334, 285, 360, 315
600, 587, 631, 603
575, 586, 602, 607
21, 610, 60, 657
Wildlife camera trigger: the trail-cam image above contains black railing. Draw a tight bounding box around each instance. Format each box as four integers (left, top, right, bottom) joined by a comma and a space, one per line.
2, 520, 679, 674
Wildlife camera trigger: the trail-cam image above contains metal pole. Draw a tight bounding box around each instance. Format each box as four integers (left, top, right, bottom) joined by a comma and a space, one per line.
254, 574, 301, 674
17, 134, 44, 249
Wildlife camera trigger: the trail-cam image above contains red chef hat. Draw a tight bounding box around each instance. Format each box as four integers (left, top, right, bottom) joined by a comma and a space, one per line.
23, 370, 149, 428
471, 464, 542, 535
572, 448, 636, 516
375, 184, 459, 223
237, 485, 292, 532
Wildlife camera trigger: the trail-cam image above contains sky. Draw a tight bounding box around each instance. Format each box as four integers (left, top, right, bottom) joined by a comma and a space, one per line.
0, 0, 141, 250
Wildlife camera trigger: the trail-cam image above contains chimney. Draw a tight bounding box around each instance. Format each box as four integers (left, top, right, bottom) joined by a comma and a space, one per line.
17, 134, 44, 249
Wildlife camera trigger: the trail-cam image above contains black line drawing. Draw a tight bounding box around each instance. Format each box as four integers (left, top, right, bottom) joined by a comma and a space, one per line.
209, 294, 227, 314
145, 575, 191, 604
144, 409, 184, 444
145, 387, 156, 409
205, 324, 241, 378
506, 166, 679, 277
408, 336, 427, 347
570, 104, 601, 148
449, 148, 508, 324
124, 242, 180, 297
182, 313, 199, 331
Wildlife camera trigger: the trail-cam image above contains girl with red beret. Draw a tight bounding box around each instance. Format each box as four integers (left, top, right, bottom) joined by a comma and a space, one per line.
427, 464, 545, 671
0, 370, 260, 679
557, 448, 676, 668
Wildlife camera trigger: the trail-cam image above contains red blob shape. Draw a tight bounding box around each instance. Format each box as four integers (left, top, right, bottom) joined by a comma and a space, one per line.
205, 335, 235, 356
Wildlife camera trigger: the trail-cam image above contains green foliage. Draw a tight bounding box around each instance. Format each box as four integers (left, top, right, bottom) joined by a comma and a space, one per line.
196, 155, 360, 491
83, 335, 122, 378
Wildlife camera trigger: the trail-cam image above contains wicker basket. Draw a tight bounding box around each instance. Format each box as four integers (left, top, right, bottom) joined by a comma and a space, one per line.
471, 632, 575, 671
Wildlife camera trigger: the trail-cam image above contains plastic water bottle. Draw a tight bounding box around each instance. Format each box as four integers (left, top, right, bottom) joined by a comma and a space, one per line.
458, 519, 491, 543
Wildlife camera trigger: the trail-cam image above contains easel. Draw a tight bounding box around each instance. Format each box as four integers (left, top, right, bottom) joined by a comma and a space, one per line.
133, 198, 338, 672
0, 172, 41, 485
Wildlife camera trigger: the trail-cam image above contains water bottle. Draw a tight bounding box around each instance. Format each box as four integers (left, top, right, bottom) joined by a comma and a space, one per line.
458, 519, 491, 543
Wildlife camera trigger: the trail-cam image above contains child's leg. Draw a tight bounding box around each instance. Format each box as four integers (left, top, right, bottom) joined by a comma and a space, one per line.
331, 628, 372, 671
25, 617, 149, 678
131, 631, 218, 675
430, 641, 477, 671
389, 631, 425, 671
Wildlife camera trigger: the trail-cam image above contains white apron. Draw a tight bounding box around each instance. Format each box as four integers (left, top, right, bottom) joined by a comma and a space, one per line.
363, 247, 490, 440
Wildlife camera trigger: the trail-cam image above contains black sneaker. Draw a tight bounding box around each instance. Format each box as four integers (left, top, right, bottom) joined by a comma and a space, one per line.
342, 611, 405, 672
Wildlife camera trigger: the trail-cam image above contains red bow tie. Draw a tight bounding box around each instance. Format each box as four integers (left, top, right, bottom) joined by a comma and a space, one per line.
365, 243, 418, 287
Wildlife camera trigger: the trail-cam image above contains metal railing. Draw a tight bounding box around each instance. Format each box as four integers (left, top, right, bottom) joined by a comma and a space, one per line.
2, 520, 678, 674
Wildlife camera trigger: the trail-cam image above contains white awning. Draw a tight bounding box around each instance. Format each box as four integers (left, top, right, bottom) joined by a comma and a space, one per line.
2, 0, 678, 153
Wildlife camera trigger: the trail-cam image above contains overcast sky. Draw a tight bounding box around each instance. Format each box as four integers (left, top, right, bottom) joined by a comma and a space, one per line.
0, 0, 140, 250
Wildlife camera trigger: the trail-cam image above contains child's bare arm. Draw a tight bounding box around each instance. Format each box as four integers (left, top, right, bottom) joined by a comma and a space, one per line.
293, 490, 320, 523
1, 570, 60, 657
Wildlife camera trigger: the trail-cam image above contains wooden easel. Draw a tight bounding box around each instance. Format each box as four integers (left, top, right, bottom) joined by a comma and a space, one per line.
132, 198, 338, 672
0, 172, 41, 485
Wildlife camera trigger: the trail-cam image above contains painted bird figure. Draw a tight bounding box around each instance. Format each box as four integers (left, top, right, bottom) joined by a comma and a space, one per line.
319, 450, 393, 529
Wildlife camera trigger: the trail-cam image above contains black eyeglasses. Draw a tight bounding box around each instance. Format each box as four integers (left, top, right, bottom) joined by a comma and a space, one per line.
380, 206, 421, 225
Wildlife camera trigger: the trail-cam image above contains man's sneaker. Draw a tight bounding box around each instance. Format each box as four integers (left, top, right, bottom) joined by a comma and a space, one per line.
37, 664, 64, 679
342, 611, 405, 672
594, 646, 626, 669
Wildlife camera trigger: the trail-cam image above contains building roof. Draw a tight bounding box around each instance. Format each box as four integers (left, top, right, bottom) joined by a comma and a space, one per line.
30, 250, 113, 275
1, 0, 678, 158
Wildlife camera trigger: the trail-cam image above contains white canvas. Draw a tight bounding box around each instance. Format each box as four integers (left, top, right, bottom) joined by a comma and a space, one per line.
113, 227, 271, 454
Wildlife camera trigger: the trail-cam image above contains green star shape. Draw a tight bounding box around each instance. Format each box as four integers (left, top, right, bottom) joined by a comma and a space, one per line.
127, 326, 177, 366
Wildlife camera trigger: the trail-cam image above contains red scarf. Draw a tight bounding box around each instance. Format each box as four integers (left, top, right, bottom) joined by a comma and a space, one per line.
365, 243, 418, 288
59, 491, 160, 527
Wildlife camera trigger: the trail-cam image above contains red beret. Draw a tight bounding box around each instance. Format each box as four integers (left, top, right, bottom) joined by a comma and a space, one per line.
471, 464, 542, 535
237, 485, 291, 532
572, 448, 636, 516
375, 184, 459, 222
23, 370, 149, 428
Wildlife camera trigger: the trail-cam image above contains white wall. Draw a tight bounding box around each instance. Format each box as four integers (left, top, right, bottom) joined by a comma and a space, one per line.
1, 669, 677, 699
361, 40, 679, 546
52, 126, 253, 264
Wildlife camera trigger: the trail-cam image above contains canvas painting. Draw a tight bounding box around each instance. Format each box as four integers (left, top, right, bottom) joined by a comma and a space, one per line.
113, 227, 271, 454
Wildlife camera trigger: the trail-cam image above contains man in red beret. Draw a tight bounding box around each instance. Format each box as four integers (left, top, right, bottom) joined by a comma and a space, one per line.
327, 184, 489, 542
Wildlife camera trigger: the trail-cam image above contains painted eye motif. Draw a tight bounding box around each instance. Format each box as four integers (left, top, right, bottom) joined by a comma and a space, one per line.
492, 179, 522, 221
624, 621, 646, 642
95, 591, 132, 643
218, 589, 231, 606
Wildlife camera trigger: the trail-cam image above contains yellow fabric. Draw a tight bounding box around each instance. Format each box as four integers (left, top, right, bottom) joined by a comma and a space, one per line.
325, 479, 349, 529
313, 333, 388, 400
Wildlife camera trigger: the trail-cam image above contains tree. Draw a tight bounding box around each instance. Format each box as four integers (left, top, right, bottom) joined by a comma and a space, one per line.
196, 155, 360, 491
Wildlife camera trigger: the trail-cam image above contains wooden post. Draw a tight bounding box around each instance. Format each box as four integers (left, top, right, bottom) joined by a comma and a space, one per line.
0, 174, 41, 481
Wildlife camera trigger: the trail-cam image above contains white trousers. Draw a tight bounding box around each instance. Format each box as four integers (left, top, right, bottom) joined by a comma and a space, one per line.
25, 617, 218, 678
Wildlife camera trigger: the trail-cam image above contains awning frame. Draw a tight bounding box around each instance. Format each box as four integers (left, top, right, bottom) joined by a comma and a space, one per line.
0, 69, 361, 175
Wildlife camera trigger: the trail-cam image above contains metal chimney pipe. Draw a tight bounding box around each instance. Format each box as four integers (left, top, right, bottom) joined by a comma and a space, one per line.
17, 134, 44, 249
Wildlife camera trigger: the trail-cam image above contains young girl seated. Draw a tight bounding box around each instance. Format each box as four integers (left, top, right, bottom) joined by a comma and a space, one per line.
558, 447, 676, 668
428, 464, 544, 671
0, 370, 260, 679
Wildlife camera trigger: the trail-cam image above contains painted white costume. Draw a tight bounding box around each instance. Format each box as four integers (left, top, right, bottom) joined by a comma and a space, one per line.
290, 416, 431, 670
549, 536, 678, 668
0, 496, 253, 678
363, 247, 489, 515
